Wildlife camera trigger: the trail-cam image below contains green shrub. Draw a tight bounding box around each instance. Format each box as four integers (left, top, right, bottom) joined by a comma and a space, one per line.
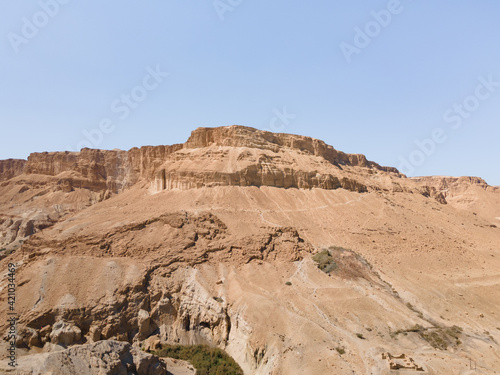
335, 347, 345, 355
154, 345, 243, 375
285, 281, 292, 286
356, 333, 365, 340
312, 249, 338, 273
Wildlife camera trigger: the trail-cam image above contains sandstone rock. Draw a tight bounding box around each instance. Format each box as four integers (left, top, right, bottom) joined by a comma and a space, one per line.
137, 309, 151, 340
49, 321, 82, 346
0, 126, 395, 197
184, 126, 397, 172
1, 340, 167, 375
18, 220, 35, 238
15, 327, 41, 348
39, 325, 52, 343
0, 159, 25, 181
1, 125, 499, 375
117, 333, 129, 342
143, 334, 161, 352
88, 326, 101, 342
132, 346, 167, 375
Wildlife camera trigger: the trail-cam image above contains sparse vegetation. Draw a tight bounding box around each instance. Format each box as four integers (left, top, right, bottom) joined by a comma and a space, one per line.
312, 249, 338, 273
390, 324, 462, 350
335, 347, 345, 355
0, 247, 14, 257
409, 324, 425, 332
406, 302, 424, 319
312, 246, 382, 280
213, 297, 224, 303
154, 344, 243, 375
356, 333, 365, 340
419, 330, 448, 350
285, 281, 292, 286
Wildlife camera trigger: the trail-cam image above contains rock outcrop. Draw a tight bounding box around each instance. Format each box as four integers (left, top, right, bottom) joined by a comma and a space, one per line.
185, 126, 399, 172
0, 126, 398, 195
49, 320, 82, 346
24, 145, 183, 194
0, 159, 25, 181
0, 126, 392, 250
155, 166, 369, 192
0, 340, 166, 375
1, 125, 499, 374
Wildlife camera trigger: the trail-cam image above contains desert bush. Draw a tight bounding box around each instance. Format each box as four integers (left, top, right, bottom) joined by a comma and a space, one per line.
391, 324, 462, 350
154, 344, 243, 375
406, 302, 424, 319
335, 347, 345, 355
285, 281, 292, 286
312, 249, 338, 273
419, 330, 448, 350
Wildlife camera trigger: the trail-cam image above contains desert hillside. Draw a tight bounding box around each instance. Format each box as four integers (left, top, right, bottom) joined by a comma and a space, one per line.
0, 125, 499, 374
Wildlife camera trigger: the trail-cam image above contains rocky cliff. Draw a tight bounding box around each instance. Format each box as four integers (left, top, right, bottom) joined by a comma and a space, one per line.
0, 159, 26, 181
23, 145, 183, 194
184, 126, 399, 173
411, 176, 500, 221
0, 126, 398, 194
3, 126, 493, 252
1, 125, 499, 374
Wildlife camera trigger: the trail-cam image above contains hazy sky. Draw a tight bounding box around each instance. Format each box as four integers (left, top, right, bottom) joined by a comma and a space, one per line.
1, 1, 499, 185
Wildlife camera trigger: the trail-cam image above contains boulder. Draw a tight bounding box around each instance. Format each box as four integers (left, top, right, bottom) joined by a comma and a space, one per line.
143, 334, 161, 352
49, 321, 82, 346
0, 340, 167, 375
137, 309, 151, 339
88, 326, 101, 342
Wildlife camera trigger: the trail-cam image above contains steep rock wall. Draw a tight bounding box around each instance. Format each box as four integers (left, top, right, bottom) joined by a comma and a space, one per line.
0, 159, 26, 181
185, 126, 399, 173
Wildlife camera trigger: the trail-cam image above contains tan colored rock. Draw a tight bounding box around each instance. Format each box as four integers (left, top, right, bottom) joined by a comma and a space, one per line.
138, 309, 151, 340
0, 125, 499, 375
88, 326, 101, 342
143, 335, 161, 351
0, 158, 25, 181
0, 340, 167, 375
49, 321, 82, 346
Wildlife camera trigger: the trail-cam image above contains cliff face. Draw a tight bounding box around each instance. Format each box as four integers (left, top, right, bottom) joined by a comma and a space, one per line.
157, 168, 368, 192
185, 126, 399, 173
0, 125, 493, 251
0, 159, 26, 181
411, 176, 500, 220
151, 126, 399, 193
0, 145, 182, 250
411, 176, 491, 191
0, 126, 399, 198
0, 126, 397, 193
23, 145, 183, 193
1, 125, 500, 375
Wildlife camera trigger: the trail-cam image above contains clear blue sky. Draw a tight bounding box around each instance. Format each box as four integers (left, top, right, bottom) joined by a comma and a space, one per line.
1, 1, 499, 185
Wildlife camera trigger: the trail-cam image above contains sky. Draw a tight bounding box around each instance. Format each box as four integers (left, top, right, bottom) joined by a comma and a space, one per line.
0, 1, 499, 185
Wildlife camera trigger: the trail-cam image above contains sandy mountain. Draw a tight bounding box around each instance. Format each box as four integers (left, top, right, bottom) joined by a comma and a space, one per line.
0, 125, 499, 374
